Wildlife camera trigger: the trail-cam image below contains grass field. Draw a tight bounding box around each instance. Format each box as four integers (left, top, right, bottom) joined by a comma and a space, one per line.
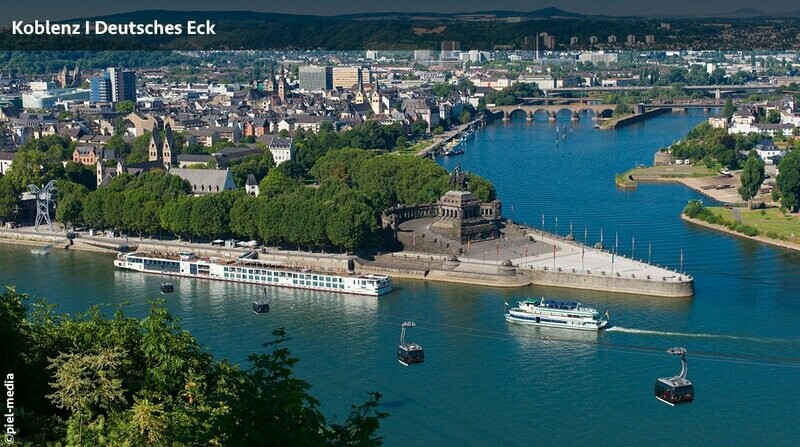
709, 207, 800, 243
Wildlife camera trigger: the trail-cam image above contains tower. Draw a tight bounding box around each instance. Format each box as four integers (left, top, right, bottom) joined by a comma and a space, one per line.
277, 64, 287, 103
161, 124, 176, 167
148, 123, 161, 161
370, 75, 382, 115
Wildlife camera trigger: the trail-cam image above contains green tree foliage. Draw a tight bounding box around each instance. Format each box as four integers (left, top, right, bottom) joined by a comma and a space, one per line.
114, 100, 135, 114
766, 109, 781, 124
63, 161, 97, 191
483, 83, 543, 106
82, 171, 191, 233
55, 181, 89, 229
432, 83, 456, 99
0, 178, 19, 222
670, 122, 750, 168
1, 289, 387, 446
229, 148, 275, 187
738, 150, 766, 202
777, 150, 800, 212
722, 97, 736, 121
127, 132, 153, 164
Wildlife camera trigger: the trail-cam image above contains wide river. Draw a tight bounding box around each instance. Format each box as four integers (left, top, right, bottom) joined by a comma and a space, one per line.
2, 109, 799, 446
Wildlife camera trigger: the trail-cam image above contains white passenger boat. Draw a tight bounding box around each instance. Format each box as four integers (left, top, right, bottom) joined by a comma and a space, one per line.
505, 298, 608, 331
114, 251, 392, 296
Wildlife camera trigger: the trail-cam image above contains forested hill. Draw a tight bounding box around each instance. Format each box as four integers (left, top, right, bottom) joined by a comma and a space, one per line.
1, 9, 799, 51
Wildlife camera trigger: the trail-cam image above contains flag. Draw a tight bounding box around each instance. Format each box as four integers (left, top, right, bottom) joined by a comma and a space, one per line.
582, 245, 585, 259
553, 243, 556, 258
632, 236, 635, 257
467, 240, 470, 255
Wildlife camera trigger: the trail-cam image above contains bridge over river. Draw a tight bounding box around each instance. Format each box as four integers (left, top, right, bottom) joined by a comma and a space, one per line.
487, 103, 616, 121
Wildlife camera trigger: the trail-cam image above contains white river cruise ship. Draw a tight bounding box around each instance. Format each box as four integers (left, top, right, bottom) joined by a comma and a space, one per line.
505, 298, 608, 331
114, 251, 392, 296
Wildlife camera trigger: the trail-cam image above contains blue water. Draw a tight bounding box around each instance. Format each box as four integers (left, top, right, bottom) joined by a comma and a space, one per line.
3, 109, 800, 446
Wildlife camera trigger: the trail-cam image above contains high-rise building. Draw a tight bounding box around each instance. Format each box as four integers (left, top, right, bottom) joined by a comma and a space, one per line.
106, 68, 136, 103
627, 34, 636, 45
90, 72, 112, 103
645, 35, 656, 44
414, 50, 432, 61
589, 36, 598, 45
608, 35, 618, 43
298, 66, 333, 91
440, 41, 461, 61
570, 36, 579, 46
332, 66, 362, 89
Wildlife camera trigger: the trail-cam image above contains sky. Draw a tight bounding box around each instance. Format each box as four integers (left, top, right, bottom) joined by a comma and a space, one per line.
2, 0, 799, 22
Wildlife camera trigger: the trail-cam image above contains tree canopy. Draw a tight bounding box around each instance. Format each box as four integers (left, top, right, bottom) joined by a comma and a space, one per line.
1, 287, 387, 446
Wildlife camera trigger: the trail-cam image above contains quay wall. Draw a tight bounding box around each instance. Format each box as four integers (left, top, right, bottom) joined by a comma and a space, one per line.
521, 266, 694, 297
608, 108, 670, 129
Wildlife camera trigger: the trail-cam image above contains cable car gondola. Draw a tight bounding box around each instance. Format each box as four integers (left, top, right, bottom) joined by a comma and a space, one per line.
397, 321, 424, 366
253, 287, 270, 314
160, 283, 174, 294
655, 347, 695, 406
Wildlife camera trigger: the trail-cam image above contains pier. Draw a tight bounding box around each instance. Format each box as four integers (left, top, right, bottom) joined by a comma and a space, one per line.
361, 221, 694, 297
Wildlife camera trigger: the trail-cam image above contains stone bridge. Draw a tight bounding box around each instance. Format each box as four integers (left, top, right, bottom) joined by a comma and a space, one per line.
487, 103, 618, 121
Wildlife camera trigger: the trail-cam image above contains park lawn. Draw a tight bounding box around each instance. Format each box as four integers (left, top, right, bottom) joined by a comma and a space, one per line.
708, 207, 800, 243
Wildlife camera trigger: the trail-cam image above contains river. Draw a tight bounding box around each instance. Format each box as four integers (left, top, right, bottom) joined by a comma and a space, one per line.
2, 109, 799, 446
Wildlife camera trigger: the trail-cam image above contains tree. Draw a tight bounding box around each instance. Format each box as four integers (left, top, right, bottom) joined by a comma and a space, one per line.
114, 100, 135, 114
766, 109, 781, 124
738, 150, 766, 204
63, 162, 96, 191
777, 150, 800, 212
0, 178, 19, 222
722, 97, 736, 121
1, 289, 389, 446
411, 119, 428, 136
190, 195, 228, 240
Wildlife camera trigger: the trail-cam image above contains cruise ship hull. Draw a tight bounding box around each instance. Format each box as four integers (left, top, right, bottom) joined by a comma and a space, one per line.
113, 253, 392, 296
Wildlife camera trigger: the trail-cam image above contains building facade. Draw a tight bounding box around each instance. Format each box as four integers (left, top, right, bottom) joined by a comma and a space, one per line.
299, 66, 333, 91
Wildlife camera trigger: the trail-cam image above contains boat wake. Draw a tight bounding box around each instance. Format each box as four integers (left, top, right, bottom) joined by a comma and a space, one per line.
606, 326, 794, 343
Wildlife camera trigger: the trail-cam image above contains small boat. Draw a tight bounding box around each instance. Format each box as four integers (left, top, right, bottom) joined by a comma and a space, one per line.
252, 301, 270, 314
505, 297, 608, 331
718, 169, 732, 177
593, 123, 600, 129
160, 283, 174, 294
31, 248, 49, 256
444, 148, 464, 156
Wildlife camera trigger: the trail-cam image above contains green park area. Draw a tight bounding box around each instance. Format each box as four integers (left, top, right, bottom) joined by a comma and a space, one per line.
708, 207, 800, 243
684, 201, 800, 244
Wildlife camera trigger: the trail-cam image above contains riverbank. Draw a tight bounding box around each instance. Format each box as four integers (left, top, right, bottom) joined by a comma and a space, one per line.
614, 163, 751, 204
681, 214, 800, 252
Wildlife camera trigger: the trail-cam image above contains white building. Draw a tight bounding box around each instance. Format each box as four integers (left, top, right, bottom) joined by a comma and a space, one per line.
578, 52, 618, 64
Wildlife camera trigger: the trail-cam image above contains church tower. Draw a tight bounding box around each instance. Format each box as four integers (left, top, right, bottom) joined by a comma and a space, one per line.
161, 124, 176, 167
370, 76, 382, 115
148, 123, 161, 161
277, 64, 288, 103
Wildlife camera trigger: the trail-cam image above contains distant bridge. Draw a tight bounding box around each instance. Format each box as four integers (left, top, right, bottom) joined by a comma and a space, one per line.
487, 103, 616, 121
541, 84, 778, 98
